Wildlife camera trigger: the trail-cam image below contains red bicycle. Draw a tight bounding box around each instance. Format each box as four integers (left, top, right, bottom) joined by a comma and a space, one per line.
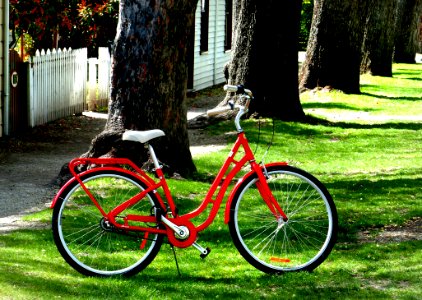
51, 85, 338, 277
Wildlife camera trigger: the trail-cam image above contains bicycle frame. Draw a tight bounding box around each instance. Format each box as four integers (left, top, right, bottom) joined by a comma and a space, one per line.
51, 88, 288, 248
51, 131, 288, 236
51, 84, 337, 277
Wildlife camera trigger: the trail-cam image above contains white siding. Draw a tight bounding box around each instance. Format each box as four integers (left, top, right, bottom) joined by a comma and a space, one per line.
193, 0, 232, 91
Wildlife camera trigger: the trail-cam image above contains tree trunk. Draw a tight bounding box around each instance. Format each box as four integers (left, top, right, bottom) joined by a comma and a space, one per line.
52, 25, 60, 50
299, 0, 369, 94
224, 0, 305, 121
85, 0, 198, 176
394, 0, 422, 63
360, 0, 398, 77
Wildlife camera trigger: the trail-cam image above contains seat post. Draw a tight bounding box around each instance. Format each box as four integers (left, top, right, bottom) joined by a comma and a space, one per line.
147, 144, 161, 170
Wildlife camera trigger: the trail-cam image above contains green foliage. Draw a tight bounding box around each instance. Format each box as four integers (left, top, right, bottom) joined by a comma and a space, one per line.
0, 63, 421, 299
12, 0, 314, 55
299, 0, 314, 51
10, 0, 119, 55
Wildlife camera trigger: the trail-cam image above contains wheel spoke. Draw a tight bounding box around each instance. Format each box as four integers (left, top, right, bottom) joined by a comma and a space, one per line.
229, 165, 337, 273
52, 172, 163, 276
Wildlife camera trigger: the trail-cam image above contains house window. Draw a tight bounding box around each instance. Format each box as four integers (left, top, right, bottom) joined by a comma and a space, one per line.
225, 0, 233, 51
200, 0, 209, 53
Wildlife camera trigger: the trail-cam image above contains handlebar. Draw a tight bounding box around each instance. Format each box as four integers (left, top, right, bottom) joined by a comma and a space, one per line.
223, 84, 253, 98
206, 84, 253, 132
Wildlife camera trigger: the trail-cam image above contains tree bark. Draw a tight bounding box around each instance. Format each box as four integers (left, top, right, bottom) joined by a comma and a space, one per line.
84, 0, 198, 176
299, 0, 369, 94
224, 0, 305, 121
394, 0, 422, 63
360, 0, 398, 77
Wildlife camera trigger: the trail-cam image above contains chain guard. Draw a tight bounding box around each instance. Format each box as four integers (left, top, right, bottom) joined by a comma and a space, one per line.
166, 219, 197, 248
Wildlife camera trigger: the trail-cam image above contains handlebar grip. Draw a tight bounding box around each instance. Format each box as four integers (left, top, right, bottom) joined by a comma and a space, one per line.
224, 85, 239, 93
224, 84, 246, 94
206, 106, 231, 117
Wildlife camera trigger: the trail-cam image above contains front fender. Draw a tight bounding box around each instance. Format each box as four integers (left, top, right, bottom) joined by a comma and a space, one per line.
224, 162, 288, 224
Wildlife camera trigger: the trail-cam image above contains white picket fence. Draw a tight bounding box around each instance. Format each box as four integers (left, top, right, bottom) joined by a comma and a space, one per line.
28, 47, 111, 127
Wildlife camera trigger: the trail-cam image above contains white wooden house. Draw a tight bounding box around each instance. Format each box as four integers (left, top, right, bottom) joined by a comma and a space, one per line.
189, 0, 233, 91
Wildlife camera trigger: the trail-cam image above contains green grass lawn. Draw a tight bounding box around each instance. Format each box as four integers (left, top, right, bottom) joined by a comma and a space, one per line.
1, 64, 421, 299
301, 63, 422, 120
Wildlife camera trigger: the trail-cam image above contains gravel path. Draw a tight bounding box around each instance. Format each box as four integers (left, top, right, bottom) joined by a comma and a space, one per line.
0, 115, 107, 231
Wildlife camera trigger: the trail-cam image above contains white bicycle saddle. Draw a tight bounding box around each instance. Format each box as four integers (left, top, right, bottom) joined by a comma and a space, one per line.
122, 129, 165, 143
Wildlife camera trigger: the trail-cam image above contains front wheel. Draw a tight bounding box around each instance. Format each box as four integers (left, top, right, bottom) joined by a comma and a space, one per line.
228, 165, 337, 273
52, 170, 164, 277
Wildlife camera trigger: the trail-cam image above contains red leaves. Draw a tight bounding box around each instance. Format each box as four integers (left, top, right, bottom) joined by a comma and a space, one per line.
11, 0, 118, 51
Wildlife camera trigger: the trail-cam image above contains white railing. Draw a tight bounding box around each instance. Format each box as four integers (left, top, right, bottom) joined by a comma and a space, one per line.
28, 47, 112, 127
29, 48, 88, 127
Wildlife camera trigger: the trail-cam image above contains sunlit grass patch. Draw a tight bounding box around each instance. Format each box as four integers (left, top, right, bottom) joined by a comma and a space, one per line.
301, 63, 422, 120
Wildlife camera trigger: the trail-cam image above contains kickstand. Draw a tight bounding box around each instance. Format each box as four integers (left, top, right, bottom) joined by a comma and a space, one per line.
170, 245, 181, 276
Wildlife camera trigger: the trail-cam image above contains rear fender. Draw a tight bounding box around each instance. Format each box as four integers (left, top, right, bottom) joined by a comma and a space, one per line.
224, 162, 288, 223
50, 167, 150, 208
50, 177, 78, 208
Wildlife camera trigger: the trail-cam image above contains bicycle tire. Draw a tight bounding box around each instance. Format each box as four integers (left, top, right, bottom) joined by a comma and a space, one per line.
52, 170, 164, 277
228, 165, 337, 273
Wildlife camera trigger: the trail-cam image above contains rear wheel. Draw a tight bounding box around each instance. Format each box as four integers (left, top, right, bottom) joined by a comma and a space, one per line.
52, 170, 163, 277
229, 165, 337, 273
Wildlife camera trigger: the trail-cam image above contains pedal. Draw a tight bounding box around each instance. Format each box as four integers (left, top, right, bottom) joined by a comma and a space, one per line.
200, 247, 211, 259
192, 242, 211, 259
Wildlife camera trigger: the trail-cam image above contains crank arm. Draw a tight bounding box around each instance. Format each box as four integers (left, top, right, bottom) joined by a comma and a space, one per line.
161, 216, 188, 239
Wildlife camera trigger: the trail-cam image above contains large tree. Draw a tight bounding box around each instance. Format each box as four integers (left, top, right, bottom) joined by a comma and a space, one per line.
299, 0, 369, 94
394, 0, 422, 63
223, 0, 305, 121
83, 0, 197, 176
360, 0, 398, 77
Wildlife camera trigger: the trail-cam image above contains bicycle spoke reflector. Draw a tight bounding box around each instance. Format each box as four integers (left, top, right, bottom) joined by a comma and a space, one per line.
270, 257, 291, 263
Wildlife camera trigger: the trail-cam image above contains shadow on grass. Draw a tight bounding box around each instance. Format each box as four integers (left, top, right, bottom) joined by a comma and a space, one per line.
301, 115, 422, 130
195, 116, 422, 181
325, 172, 422, 242
360, 91, 422, 101
302, 102, 365, 111
394, 68, 422, 81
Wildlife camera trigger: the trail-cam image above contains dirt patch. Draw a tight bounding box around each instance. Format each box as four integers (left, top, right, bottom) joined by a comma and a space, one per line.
358, 217, 422, 244
0, 216, 51, 233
